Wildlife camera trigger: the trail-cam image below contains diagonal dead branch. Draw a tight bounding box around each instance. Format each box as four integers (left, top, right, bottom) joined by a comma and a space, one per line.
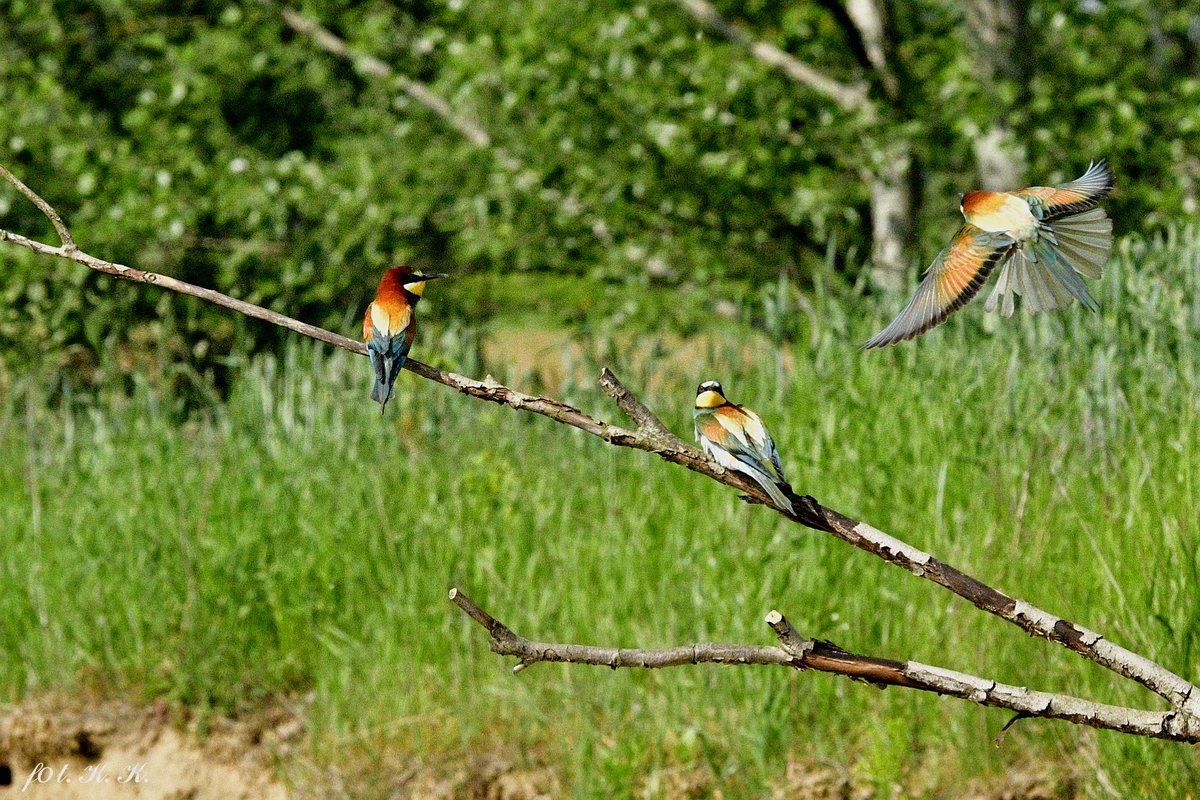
0, 228, 360, 355
449, 588, 1200, 743
281, 9, 493, 149
3, 162, 1199, 740
669, 0, 873, 115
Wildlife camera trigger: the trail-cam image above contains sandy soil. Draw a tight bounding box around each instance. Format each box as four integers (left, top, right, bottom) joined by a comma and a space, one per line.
0, 695, 293, 800
0, 694, 1075, 799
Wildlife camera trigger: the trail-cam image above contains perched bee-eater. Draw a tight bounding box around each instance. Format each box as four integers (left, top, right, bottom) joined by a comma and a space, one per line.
363, 265, 447, 413
694, 381, 795, 514
864, 160, 1115, 348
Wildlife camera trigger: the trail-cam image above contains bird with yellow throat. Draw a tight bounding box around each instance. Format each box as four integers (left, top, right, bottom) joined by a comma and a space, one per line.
363, 265, 447, 413
865, 161, 1114, 348
693, 381, 795, 514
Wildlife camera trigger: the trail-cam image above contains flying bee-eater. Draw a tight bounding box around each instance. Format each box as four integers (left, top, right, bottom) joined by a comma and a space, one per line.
694, 381, 795, 514
363, 265, 447, 413
864, 160, 1115, 348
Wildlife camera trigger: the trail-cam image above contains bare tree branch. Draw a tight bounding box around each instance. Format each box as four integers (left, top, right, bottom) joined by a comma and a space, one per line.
598, 367, 684, 445
670, 0, 873, 115
0, 163, 75, 251
450, 587, 795, 671
282, 7, 630, 255
3, 163, 1199, 739
281, 8, 494, 150
0, 227, 361, 356
449, 588, 1200, 743
811, 508, 1200, 716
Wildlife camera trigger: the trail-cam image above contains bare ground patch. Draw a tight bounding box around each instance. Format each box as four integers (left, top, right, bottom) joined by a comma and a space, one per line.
0, 695, 1078, 799
0, 694, 295, 799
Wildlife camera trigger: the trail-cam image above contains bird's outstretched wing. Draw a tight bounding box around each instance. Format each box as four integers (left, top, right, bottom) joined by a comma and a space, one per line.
1016, 160, 1115, 220
863, 224, 1015, 349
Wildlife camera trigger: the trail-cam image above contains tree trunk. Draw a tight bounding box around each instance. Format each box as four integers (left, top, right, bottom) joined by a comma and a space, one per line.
964, 0, 1030, 189
973, 125, 1025, 190
868, 143, 914, 292
844, 0, 899, 100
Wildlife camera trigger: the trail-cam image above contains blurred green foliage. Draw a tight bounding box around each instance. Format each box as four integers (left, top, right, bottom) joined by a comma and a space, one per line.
0, 0, 1198, 387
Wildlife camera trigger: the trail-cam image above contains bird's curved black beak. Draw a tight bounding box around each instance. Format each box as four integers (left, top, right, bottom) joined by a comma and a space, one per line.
412, 272, 449, 281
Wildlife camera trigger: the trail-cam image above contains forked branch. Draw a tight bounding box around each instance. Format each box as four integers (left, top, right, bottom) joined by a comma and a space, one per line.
448, 589, 1200, 743
2, 163, 1198, 741
0, 163, 74, 250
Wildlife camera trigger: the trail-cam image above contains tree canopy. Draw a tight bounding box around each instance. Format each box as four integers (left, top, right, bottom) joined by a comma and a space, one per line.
1, 1, 1197, 379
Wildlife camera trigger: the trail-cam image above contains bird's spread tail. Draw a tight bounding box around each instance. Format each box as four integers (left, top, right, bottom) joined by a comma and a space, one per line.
984, 208, 1112, 317
1045, 207, 1112, 281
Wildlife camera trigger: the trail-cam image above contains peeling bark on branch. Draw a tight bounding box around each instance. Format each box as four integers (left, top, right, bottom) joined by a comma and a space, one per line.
449, 589, 1200, 743
3, 163, 1199, 742
813, 513, 1200, 718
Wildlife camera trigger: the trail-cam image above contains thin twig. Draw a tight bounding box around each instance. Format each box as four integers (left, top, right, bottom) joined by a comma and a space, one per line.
449, 588, 1200, 743
447, 588, 518, 643
0, 228, 360, 355
994, 711, 1033, 747
3, 162, 1199, 740
0, 163, 75, 250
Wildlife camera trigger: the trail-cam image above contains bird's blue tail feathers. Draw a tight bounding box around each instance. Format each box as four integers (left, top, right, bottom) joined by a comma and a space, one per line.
986, 209, 1112, 317
368, 333, 411, 413
734, 456, 796, 515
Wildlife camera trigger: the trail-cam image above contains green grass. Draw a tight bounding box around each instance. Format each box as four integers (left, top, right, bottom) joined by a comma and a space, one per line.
2, 228, 1200, 797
